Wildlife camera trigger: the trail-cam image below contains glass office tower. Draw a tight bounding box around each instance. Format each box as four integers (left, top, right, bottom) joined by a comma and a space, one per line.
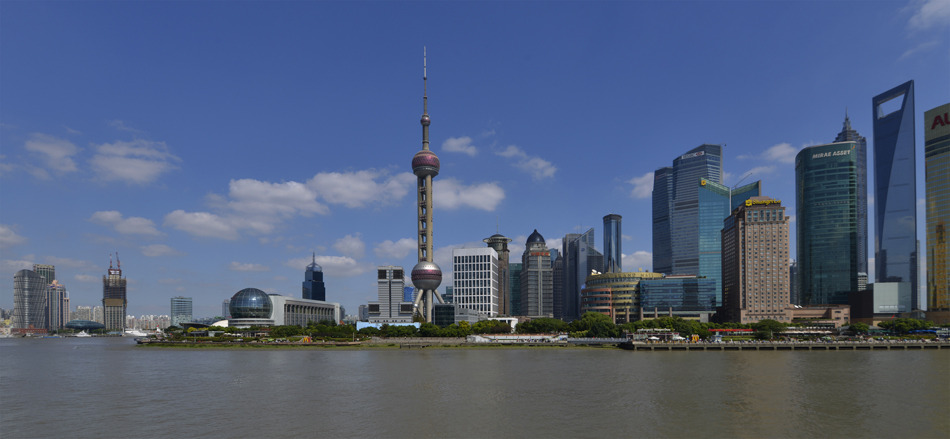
834, 113, 869, 276
170, 296, 193, 327
925, 103, 950, 312
652, 167, 674, 274
872, 80, 918, 310
670, 144, 723, 276
603, 214, 622, 273
796, 141, 863, 305
302, 253, 326, 301
696, 179, 761, 306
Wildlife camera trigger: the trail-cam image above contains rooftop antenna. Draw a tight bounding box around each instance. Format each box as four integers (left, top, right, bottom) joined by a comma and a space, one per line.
116, 252, 120, 269
312, 252, 316, 265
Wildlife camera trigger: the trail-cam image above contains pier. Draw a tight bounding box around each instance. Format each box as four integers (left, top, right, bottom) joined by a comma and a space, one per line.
619, 341, 950, 351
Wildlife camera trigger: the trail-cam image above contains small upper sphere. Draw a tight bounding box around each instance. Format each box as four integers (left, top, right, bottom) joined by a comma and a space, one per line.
411, 261, 442, 291
412, 150, 440, 177
421, 114, 430, 126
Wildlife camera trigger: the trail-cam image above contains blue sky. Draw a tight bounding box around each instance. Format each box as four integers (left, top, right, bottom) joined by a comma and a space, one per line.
1, 1, 948, 318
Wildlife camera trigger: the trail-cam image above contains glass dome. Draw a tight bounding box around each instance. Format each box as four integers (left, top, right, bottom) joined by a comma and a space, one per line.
229, 288, 273, 319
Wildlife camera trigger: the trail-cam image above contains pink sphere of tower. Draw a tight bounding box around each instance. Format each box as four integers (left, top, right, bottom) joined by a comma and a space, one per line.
412, 149, 440, 177
411, 261, 442, 291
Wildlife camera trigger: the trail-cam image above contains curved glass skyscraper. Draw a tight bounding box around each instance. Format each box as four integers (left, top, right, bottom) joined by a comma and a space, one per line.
796, 141, 863, 305
872, 80, 918, 310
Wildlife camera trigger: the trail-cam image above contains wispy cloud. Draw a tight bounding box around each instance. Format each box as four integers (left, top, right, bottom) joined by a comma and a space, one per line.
622, 250, 652, 271
496, 145, 556, 180
229, 261, 270, 272
374, 238, 418, 260
25, 133, 80, 173
907, 0, 950, 30
90, 139, 181, 184
164, 210, 240, 240
141, 244, 182, 257
90, 210, 162, 236
899, 40, 940, 60
108, 120, 145, 134
308, 170, 415, 208
0, 224, 27, 248
442, 136, 478, 156
284, 255, 369, 277
738, 142, 799, 164
334, 234, 366, 259
434, 178, 505, 211
627, 172, 654, 199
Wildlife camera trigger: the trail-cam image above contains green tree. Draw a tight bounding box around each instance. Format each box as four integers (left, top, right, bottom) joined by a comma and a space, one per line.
849, 322, 870, 334
752, 319, 786, 339
516, 318, 568, 334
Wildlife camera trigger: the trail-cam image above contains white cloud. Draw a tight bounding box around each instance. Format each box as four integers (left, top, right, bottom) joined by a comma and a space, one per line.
0, 224, 26, 248
739, 142, 798, 164
108, 120, 145, 134
741, 166, 777, 181
45, 256, 97, 270
442, 136, 478, 156
434, 178, 505, 211
74, 274, 98, 282
227, 179, 328, 217
374, 238, 418, 260
141, 244, 181, 257
308, 170, 415, 208
627, 172, 654, 199
908, 0, 950, 30
25, 133, 79, 173
285, 255, 368, 277
495, 145, 557, 180
90, 139, 180, 184
622, 251, 653, 272
334, 234, 366, 259
899, 40, 940, 60
1, 259, 34, 272
229, 261, 270, 272
90, 211, 162, 236
164, 210, 239, 240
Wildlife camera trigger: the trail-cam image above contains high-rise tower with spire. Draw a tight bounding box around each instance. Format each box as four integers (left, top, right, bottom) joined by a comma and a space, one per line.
410, 48, 444, 323
834, 110, 869, 277
102, 253, 127, 330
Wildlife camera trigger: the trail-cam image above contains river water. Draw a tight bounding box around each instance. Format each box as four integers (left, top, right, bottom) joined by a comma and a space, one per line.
2, 337, 947, 438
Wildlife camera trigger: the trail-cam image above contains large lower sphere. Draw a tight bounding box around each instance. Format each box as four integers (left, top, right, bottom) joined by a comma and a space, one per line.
411, 261, 442, 291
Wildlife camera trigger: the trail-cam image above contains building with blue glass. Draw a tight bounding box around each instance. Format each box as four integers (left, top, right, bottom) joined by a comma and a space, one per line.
228, 287, 340, 327
638, 275, 718, 322
796, 141, 865, 306
170, 296, 193, 327
603, 214, 622, 273
872, 80, 918, 311
834, 113, 869, 277
302, 253, 326, 301
652, 167, 674, 274
557, 228, 604, 321
925, 102, 950, 320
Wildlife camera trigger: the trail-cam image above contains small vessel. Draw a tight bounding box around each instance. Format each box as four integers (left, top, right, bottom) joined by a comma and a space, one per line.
75, 331, 92, 338
124, 329, 147, 337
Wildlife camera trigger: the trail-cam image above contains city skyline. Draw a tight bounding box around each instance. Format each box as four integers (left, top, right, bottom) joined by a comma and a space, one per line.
1, 1, 947, 317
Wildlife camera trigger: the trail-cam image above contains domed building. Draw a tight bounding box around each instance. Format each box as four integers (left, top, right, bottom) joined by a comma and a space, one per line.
227, 287, 340, 328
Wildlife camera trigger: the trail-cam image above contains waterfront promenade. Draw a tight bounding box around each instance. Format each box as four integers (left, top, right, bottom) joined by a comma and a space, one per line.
619, 340, 950, 351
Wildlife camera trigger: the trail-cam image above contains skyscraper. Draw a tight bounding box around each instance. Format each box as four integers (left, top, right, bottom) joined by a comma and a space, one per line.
368, 266, 413, 323
47, 280, 68, 331
102, 254, 127, 331
509, 262, 523, 316
796, 141, 865, 305
520, 230, 553, 317
302, 253, 326, 301
170, 296, 193, 327
13, 269, 47, 333
33, 264, 55, 285
452, 247, 499, 316
834, 112, 869, 276
603, 214, 622, 273
696, 178, 761, 306
483, 233, 512, 316
558, 228, 604, 320
721, 197, 791, 323
925, 103, 949, 315
872, 80, 918, 311
409, 49, 444, 323
653, 144, 724, 276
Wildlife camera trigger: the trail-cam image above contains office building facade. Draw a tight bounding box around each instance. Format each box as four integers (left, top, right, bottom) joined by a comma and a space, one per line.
925, 103, 950, 315
302, 254, 326, 301
652, 166, 674, 274
833, 113, 870, 275
228, 288, 340, 327
795, 141, 865, 305
696, 179, 761, 306
368, 266, 413, 323
558, 228, 604, 320
520, 230, 553, 317
603, 214, 622, 273
483, 233, 513, 316
872, 80, 918, 310
170, 296, 193, 327
102, 255, 127, 331
13, 269, 48, 333
47, 280, 68, 331
33, 264, 55, 285
580, 271, 664, 324
721, 197, 791, 324
453, 247, 500, 317
509, 263, 523, 316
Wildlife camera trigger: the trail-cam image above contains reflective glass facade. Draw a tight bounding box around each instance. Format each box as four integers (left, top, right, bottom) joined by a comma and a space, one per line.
872, 80, 918, 310
509, 263, 522, 316
558, 228, 604, 320
670, 144, 723, 276
652, 167, 674, 274
302, 259, 326, 301
796, 141, 863, 305
925, 103, 950, 311
603, 214, 622, 273
229, 288, 273, 318
834, 114, 869, 275
170, 296, 193, 327
13, 269, 47, 330
639, 277, 717, 313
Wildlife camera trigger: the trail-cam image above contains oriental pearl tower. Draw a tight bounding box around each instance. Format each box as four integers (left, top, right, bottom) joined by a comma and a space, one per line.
410, 49, 444, 323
